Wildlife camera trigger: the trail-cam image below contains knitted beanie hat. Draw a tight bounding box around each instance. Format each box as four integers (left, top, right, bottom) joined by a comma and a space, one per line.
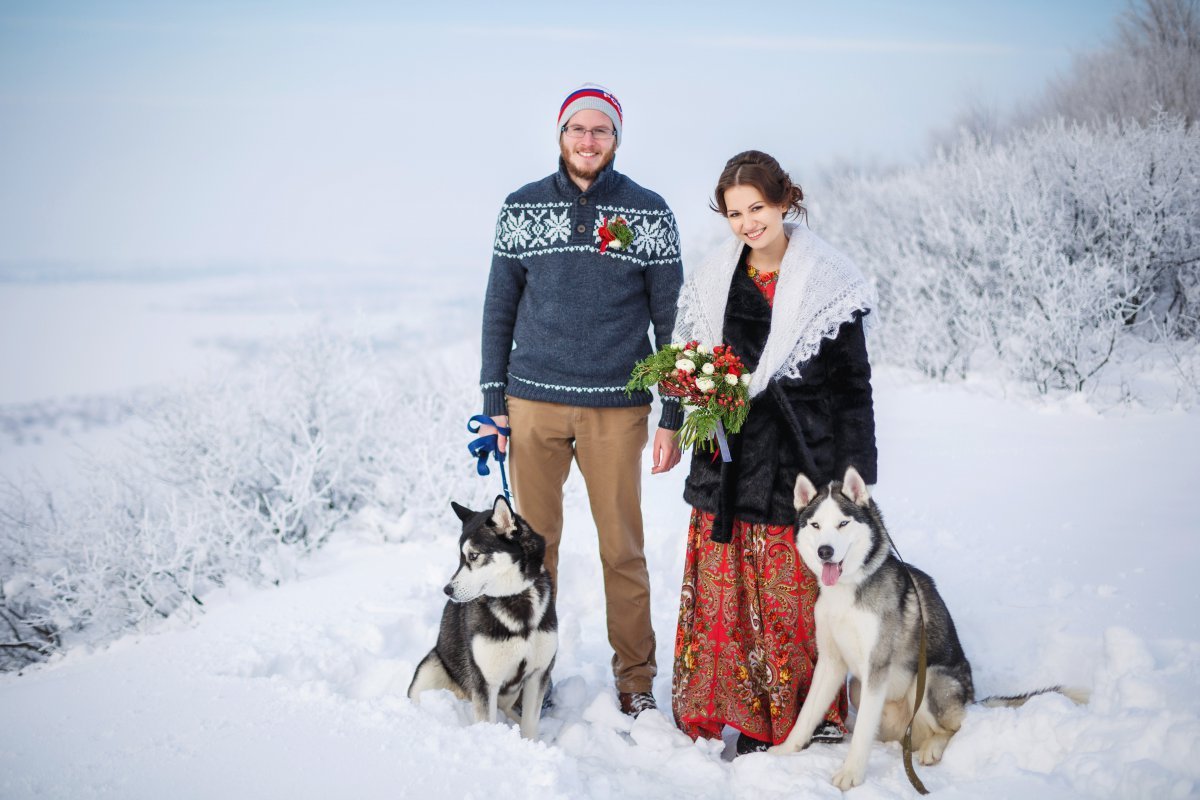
558, 84, 623, 142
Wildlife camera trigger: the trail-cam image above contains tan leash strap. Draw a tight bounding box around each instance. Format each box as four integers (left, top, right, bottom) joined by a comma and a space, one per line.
901, 618, 930, 795
884, 532, 933, 794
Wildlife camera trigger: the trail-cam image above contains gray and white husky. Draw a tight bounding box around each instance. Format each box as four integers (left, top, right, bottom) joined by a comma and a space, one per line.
407, 496, 557, 740
770, 466, 1086, 790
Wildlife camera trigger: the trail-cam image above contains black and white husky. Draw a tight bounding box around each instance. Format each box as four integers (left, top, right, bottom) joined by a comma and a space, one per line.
770, 467, 1086, 790
407, 496, 557, 740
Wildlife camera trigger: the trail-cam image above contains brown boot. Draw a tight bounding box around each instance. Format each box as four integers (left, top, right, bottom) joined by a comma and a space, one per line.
618, 690, 657, 717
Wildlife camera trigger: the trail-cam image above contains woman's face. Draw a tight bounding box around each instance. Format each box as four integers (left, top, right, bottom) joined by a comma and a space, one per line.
722, 185, 787, 253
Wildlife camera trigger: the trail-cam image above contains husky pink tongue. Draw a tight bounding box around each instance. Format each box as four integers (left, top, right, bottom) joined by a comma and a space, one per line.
821, 562, 842, 586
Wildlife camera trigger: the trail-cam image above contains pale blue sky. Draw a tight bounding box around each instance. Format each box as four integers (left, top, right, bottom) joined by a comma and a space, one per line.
0, 1, 1127, 270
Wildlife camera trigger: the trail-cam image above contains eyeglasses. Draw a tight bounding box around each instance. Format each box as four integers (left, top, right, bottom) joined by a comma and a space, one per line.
561, 124, 616, 141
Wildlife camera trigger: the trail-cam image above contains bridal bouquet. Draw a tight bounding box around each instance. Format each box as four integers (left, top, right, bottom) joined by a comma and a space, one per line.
627, 341, 751, 455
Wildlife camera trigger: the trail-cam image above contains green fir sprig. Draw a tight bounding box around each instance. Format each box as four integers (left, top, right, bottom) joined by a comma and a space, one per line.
609, 218, 634, 250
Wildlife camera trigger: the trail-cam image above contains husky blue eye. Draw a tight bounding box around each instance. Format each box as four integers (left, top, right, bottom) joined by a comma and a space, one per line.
468, 553, 479, 561
838, 520, 849, 528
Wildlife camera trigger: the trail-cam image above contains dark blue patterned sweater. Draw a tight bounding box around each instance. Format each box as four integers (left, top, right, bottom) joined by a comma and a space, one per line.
480, 159, 684, 429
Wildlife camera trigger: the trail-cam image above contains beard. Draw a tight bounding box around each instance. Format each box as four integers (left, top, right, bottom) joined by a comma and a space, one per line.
560, 137, 616, 183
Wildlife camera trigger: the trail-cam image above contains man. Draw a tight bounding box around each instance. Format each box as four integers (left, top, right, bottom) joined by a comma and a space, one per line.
478, 84, 684, 717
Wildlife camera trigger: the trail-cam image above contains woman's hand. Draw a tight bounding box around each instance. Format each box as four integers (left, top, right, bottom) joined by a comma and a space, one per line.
479, 414, 510, 454
650, 427, 682, 474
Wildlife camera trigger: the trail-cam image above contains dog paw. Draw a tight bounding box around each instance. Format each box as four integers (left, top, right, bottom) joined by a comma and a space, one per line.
918, 738, 947, 765
831, 764, 865, 790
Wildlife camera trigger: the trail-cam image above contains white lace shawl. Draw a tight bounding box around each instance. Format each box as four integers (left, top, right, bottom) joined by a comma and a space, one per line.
672, 223, 876, 398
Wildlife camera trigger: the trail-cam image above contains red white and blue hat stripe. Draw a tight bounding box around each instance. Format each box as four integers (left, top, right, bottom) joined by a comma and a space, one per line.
558, 85, 623, 141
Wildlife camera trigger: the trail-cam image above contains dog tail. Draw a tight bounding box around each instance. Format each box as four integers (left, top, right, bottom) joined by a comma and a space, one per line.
978, 685, 1091, 708
408, 650, 460, 702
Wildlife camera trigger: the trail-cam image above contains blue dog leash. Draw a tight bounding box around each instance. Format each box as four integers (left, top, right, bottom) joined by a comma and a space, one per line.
467, 414, 512, 503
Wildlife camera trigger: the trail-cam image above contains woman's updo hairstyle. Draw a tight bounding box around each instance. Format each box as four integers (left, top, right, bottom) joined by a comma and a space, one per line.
710, 150, 806, 223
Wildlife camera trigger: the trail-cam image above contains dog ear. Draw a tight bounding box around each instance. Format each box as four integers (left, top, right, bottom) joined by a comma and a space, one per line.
793, 473, 819, 510
518, 525, 546, 576
450, 501, 475, 523
491, 495, 517, 537
840, 466, 870, 506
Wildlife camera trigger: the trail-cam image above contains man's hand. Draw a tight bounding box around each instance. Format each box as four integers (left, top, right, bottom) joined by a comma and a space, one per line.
650, 427, 682, 474
479, 414, 510, 454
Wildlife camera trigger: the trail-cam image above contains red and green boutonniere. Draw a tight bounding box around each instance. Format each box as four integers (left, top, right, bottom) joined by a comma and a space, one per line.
597, 216, 634, 254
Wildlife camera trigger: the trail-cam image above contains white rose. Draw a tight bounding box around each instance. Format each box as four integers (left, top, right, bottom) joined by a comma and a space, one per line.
669, 342, 684, 350
701, 363, 715, 375
675, 359, 696, 374
683, 349, 695, 358
696, 345, 708, 355
725, 373, 739, 386
740, 372, 752, 386
696, 377, 716, 393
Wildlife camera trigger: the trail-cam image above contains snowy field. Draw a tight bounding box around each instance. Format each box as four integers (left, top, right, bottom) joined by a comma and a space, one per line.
1, 268, 1199, 799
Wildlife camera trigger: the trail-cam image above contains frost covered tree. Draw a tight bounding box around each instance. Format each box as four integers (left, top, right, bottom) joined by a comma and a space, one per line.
1035, 0, 1200, 127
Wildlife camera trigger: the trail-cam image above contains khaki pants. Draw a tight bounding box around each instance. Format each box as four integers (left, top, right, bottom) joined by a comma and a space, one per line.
506, 396, 656, 693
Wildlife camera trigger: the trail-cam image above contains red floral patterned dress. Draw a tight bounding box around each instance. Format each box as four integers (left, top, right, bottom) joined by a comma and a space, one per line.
671, 265, 847, 744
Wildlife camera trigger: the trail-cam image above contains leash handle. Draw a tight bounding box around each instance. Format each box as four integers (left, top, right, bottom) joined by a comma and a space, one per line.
467, 414, 511, 439
467, 415, 512, 503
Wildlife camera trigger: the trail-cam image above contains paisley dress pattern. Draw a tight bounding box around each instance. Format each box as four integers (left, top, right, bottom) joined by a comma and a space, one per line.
671, 507, 847, 743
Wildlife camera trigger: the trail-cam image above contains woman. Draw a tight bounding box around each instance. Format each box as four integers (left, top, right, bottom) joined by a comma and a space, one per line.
670, 150, 878, 755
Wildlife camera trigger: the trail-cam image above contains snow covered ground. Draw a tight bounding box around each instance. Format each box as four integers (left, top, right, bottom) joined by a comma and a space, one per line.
1, 270, 1199, 799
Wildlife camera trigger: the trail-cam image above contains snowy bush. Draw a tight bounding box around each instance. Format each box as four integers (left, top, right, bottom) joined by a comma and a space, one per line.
1, 470, 214, 665
815, 113, 1200, 397
373, 354, 500, 538
0, 328, 488, 669
143, 329, 397, 572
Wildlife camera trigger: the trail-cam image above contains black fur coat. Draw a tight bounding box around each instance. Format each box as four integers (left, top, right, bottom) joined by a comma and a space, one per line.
682, 260, 878, 542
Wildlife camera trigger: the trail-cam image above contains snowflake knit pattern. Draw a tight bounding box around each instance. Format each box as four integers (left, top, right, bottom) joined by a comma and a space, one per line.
481, 160, 685, 428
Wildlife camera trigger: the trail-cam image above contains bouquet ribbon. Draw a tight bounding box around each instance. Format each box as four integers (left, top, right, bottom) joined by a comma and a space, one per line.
714, 420, 731, 463
467, 415, 512, 502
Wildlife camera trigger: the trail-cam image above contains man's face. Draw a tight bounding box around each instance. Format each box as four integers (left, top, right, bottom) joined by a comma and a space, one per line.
559, 108, 618, 186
